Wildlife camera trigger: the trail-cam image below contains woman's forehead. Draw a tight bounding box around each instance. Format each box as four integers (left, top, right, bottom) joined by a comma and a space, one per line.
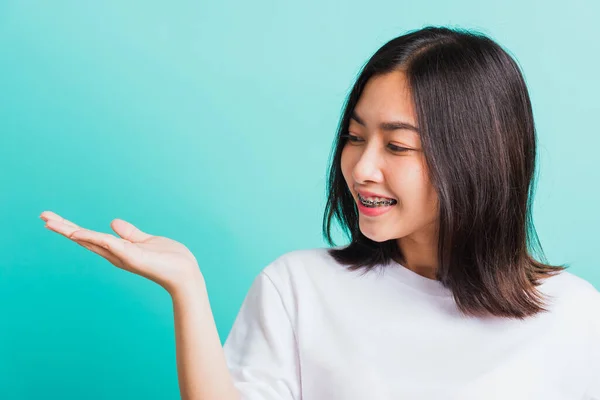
353, 72, 417, 128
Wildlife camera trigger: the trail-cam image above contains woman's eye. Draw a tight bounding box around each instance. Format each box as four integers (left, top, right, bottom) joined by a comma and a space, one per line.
341, 134, 363, 143
342, 134, 410, 153
388, 144, 410, 153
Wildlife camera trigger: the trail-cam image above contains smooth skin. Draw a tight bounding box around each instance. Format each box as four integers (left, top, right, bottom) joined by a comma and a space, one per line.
341, 69, 440, 279
39, 211, 240, 400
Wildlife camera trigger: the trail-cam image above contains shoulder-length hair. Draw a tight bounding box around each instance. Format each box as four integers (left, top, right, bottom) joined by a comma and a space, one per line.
322, 26, 566, 319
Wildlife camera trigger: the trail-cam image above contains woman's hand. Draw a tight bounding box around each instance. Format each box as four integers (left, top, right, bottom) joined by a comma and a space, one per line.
40, 211, 203, 295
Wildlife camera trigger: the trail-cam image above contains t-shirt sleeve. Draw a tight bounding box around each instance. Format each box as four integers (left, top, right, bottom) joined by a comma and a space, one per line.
584, 287, 600, 400
223, 270, 301, 400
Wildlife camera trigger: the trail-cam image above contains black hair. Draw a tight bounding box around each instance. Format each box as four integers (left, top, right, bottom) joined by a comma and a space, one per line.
322, 25, 566, 319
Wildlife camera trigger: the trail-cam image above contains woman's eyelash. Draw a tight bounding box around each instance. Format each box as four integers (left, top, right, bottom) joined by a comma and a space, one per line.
388, 144, 409, 152
341, 134, 410, 153
341, 134, 362, 143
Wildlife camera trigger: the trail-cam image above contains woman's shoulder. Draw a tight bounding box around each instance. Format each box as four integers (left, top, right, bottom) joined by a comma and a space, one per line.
538, 269, 600, 328
260, 247, 340, 281
539, 269, 599, 302
254, 246, 365, 298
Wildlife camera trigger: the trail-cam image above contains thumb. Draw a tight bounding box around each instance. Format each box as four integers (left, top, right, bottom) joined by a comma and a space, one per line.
110, 218, 153, 243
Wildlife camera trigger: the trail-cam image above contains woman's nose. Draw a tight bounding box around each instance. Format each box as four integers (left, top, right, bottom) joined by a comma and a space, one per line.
352, 147, 384, 184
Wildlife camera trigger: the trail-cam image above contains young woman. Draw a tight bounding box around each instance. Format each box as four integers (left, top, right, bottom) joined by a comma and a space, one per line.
40, 26, 599, 399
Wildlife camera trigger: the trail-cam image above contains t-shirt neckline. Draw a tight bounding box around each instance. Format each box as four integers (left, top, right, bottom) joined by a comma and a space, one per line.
385, 258, 454, 298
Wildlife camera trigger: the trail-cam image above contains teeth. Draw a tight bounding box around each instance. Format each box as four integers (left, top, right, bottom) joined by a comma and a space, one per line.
358, 193, 397, 207
364, 197, 389, 202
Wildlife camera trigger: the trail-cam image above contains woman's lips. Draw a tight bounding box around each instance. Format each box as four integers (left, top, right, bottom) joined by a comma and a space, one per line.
356, 198, 396, 217
357, 189, 396, 200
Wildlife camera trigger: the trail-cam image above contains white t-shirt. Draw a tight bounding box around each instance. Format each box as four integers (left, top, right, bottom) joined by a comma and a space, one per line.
223, 247, 600, 400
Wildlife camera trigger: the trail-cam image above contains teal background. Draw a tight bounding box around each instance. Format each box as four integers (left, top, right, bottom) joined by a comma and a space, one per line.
1, 0, 598, 398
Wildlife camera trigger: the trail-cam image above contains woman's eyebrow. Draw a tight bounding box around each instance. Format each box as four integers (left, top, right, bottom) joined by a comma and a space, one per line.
351, 110, 420, 134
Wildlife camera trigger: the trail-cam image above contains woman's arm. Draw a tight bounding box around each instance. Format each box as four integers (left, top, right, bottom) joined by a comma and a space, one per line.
39, 212, 240, 400
170, 271, 240, 400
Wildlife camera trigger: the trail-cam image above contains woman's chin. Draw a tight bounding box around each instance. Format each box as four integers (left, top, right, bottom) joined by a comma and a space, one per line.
359, 226, 396, 243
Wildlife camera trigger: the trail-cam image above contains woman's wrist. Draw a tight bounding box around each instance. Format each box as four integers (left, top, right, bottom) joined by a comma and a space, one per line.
168, 266, 208, 302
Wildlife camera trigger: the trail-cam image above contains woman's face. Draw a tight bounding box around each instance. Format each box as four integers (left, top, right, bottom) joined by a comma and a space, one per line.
341, 70, 439, 244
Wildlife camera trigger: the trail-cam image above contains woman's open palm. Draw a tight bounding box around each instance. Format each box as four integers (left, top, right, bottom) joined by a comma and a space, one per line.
40, 211, 202, 293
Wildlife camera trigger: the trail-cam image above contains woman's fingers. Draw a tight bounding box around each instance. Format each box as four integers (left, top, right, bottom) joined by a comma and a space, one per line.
68, 228, 128, 259
73, 238, 125, 269
44, 218, 131, 262
40, 211, 79, 228
41, 211, 152, 244
44, 218, 81, 238
110, 218, 153, 243
41, 216, 124, 266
